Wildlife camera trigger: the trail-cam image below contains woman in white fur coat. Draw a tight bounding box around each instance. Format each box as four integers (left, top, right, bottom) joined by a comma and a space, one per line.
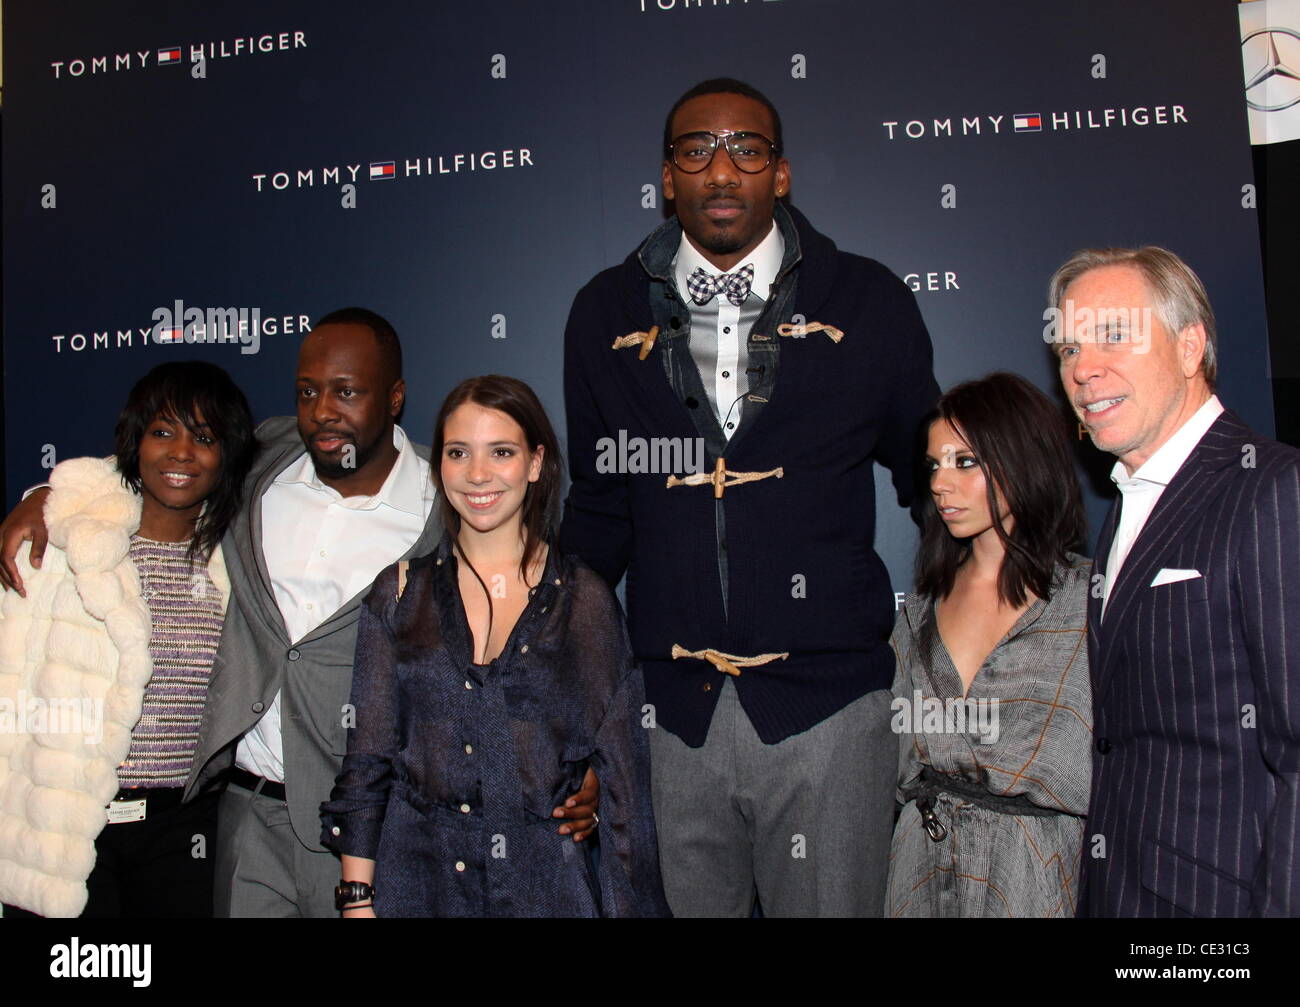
0, 361, 257, 918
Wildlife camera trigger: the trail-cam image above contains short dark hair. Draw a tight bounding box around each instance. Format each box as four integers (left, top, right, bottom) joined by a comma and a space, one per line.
313, 306, 403, 385
430, 375, 564, 583
663, 78, 784, 157
114, 360, 259, 563
915, 372, 1086, 607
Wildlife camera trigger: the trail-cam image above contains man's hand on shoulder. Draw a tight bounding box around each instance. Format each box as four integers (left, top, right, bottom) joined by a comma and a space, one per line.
0, 487, 52, 597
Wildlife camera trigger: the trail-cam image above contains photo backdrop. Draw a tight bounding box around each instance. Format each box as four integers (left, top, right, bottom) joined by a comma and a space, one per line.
3, 0, 1270, 591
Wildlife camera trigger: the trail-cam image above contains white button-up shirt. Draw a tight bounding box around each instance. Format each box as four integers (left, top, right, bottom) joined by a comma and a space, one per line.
235, 425, 435, 782
673, 222, 784, 439
1101, 394, 1223, 618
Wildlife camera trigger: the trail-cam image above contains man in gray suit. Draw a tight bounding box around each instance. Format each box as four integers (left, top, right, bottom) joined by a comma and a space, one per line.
0, 308, 598, 917
1047, 247, 1300, 916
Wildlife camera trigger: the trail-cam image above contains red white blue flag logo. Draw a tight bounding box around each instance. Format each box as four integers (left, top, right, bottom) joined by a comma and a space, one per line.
1013, 113, 1042, 132
158, 47, 182, 65
370, 161, 395, 180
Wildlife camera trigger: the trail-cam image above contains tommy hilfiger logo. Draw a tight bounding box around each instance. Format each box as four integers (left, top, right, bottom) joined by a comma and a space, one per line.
50, 31, 307, 78
881, 104, 1188, 140
252, 149, 534, 192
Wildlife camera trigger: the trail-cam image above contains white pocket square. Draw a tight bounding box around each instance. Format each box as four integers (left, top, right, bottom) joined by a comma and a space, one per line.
1150, 568, 1202, 587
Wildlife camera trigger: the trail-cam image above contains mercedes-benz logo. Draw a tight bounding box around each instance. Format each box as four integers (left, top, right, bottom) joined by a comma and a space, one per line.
1242, 26, 1300, 112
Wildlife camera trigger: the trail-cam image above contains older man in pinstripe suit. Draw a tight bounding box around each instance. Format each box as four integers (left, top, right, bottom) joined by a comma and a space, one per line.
1048, 246, 1299, 917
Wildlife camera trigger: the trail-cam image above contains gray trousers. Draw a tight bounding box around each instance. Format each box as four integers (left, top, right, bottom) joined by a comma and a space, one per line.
214, 782, 338, 918
648, 681, 895, 917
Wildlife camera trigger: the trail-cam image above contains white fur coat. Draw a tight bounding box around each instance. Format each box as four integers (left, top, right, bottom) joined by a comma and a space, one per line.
0, 457, 228, 917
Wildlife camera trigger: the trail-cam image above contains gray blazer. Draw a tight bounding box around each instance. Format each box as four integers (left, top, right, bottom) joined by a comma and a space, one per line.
184, 416, 441, 851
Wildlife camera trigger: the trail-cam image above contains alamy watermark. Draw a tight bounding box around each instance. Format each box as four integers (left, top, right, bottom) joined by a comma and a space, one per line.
151, 299, 263, 354
1043, 302, 1154, 354
0, 690, 104, 744
891, 689, 1000, 744
595, 430, 705, 475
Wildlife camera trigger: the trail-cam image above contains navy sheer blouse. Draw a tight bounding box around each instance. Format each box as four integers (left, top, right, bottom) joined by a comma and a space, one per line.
320, 534, 670, 917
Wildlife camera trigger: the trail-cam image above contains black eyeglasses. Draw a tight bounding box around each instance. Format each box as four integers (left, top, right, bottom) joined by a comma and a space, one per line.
667, 130, 780, 174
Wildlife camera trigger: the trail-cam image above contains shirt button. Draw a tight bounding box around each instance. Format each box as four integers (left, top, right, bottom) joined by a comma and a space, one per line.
319, 550, 326, 557
455, 861, 466, 873
287, 649, 301, 661
331, 826, 341, 836
464, 744, 473, 755
723, 327, 731, 335
726, 422, 734, 429
702, 683, 713, 692
553, 578, 562, 586
460, 803, 470, 814
436, 558, 443, 566
465, 681, 473, 690
305, 603, 314, 611
520, 644, 529, 654
722, 370, 730, 378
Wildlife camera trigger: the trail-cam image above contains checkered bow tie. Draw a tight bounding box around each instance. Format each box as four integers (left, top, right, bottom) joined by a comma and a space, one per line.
687, 263, 755, 306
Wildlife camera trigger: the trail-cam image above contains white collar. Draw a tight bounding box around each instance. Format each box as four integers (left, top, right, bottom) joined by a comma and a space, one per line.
275, 425, 428, 515
673, 219, 785, 304
1109, 394, 1224, 490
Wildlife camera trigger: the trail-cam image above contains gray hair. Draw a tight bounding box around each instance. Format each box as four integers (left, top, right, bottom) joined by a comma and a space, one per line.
1046, 246, 1218, 389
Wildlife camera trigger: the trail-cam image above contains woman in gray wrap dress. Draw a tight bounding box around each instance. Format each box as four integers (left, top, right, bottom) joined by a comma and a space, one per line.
886, 372, 1092, 917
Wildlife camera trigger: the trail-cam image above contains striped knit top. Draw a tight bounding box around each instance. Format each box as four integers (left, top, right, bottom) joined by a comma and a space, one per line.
117, 535, 225, 788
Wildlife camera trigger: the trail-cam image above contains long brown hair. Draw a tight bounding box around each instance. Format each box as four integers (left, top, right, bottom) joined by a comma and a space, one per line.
915, 372, 1086, 607
430, 375, 563, 582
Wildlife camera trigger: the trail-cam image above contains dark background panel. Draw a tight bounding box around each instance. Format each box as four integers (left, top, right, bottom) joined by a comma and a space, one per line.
2, 0, 1275, 593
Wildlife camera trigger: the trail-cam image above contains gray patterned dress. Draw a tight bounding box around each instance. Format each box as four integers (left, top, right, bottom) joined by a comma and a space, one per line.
885, 555, 1092, 917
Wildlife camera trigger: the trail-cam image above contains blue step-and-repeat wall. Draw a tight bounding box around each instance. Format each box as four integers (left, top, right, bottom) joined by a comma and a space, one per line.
3, 0, 1269, 589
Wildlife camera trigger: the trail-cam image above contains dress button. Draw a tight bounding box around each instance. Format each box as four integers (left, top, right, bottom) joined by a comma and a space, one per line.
455, 861, 466, 873
465, 681, 473, 690
287, 649, 301, 661
1096, 737, 1112, 755
464, 744, 473, 755
702, 683, 713, 692
252, 701, 265, 713
460, 803, 470, 814
520, 644, 529, 654
331, 826, 341, 836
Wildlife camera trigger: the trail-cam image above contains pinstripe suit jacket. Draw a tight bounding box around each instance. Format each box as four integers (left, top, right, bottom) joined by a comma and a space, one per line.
1079, 409, 1300, 917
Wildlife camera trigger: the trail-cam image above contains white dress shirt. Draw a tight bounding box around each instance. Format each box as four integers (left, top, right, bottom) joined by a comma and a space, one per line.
1101, 394, 1224, 618
235, 425, 435, 781
673, 222, 784, 439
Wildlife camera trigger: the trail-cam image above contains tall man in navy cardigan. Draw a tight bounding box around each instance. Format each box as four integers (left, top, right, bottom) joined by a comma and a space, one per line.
1049, 246, 1300, 916
559, 78, 938, 916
